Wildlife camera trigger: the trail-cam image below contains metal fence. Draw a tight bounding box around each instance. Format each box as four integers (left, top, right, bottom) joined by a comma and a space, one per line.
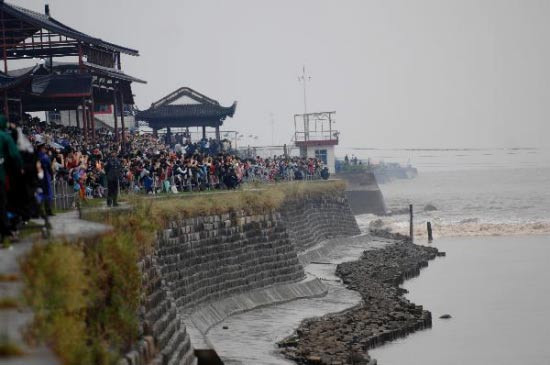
51, 178, 77, 211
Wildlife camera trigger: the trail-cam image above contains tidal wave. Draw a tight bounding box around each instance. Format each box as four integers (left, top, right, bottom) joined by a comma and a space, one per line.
356, 214, 550, 239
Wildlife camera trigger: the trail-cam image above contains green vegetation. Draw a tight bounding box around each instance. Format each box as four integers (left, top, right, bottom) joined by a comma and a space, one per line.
148, 180, 347, 225
20, 180, 346, 365
21, 207, 150, 365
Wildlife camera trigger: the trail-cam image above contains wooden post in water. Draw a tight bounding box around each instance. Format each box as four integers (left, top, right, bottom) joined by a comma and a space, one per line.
409, 204, 414, 243
427, 221, 433, 242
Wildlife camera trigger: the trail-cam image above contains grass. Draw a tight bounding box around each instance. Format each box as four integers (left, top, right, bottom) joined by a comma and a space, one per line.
0, 335, 24, 357
0, 297, 20, 309
21, 203, 153, 365
20, 179, 347, 365
145, 180, 347, 227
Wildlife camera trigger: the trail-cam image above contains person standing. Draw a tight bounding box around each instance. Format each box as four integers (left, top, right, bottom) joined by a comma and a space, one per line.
0, 115, 23, 239
37, 143, 54, 216
104, 150, 122, 207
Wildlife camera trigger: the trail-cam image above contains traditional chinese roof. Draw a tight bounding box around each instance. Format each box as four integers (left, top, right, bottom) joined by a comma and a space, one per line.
136, 87, 237, 129
0, 1, 139, 57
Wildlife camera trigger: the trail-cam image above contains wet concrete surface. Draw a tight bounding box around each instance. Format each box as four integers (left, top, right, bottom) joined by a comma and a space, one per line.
207, 235, 391, 364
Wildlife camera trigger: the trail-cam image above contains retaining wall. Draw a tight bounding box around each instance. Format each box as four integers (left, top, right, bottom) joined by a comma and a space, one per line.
336, 171, 387, 215
135, 190, 360, 365
282, 194, 361, 252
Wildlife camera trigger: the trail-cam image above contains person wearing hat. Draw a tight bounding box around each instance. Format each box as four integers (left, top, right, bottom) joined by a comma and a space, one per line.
0, 115, 23, 239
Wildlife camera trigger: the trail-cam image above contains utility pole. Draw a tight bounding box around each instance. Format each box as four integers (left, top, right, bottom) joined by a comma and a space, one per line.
298, 65, 312, 142
269, 112, 275, 145
298, 65, 311, 115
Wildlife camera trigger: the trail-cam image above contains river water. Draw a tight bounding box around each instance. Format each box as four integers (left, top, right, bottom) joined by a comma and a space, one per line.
370, 235, 550, 365
209, 148, 550, 364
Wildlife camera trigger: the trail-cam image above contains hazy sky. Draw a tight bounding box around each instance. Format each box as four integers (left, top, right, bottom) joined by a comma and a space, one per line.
10, 0, 550, 148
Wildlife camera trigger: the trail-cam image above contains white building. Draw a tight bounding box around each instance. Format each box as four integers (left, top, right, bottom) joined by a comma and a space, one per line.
294, 112, 339, 173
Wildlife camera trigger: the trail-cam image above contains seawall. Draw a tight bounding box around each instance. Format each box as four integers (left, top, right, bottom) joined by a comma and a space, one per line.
130, 187, 361, 365
336, 171, 387, 215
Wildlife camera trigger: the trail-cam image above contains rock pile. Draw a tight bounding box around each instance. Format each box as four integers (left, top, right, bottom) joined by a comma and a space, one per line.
279, 241, 440, 365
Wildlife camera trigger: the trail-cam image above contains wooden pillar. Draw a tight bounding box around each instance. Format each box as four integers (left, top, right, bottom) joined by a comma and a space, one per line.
409, 204, 414, 243
3, 92, 8, 123
90, 99, 96, 141
112, 91, 119, 141
75, 107, 80, 129
202, 126, 206, 140
215, 126, 221, 142
81, 100, 88, 141
86, 107, 91, 141
19, 99, 23, 122
1, 11, 9, 123
118, 90, 126, 146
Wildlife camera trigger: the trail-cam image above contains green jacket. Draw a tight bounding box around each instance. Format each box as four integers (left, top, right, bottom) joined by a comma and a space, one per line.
0, 115, 23, 183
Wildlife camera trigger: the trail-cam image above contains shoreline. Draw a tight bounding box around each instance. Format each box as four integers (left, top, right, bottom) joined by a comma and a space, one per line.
279, 237, 441, 365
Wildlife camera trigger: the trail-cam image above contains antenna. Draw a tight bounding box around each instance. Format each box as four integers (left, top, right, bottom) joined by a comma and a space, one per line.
269, 112, 275, 145
298, 65, 311, 115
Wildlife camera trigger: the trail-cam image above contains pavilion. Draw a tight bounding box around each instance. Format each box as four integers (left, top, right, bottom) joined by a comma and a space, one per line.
136, 87, 237, 141
0, 1, 145, 143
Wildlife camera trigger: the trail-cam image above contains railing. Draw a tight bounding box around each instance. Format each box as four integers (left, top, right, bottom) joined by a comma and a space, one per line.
51, 178, 77, 211
294, 130, 339, 143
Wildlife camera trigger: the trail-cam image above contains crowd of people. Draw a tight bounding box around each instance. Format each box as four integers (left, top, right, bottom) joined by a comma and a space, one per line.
0, 114, 329, 240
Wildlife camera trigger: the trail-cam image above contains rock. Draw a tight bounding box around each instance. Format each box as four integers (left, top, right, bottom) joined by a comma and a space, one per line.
222, 326, 229, 329
306, 355, 322, 363
439, 314, 452, 319
424, 204, 437, 212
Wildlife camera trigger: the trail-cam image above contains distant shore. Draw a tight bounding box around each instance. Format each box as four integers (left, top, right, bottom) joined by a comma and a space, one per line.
279, 235, 441, 364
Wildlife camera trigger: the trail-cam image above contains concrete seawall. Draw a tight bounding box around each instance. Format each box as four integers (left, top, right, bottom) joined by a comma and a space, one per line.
336, 171, 387, 216
129, 191, 361, 365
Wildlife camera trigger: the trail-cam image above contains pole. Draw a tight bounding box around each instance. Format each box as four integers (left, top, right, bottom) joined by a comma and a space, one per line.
81, 100, 87, 141
427, 221, 433, 242
112, 91, 119, 141
300, 65, 308, 115
118, 90, 125, 149
75, 107, 80, 129
90, 99, 96, 141
409, 204, 414, 243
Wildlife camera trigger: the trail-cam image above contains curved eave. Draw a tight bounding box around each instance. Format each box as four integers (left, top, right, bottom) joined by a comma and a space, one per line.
1, 2, 140, 56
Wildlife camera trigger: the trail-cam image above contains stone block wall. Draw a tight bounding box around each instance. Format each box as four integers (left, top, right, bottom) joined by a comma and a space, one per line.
138, 256, 196, 365
134, 190, 361, 364
157, 211, 304, 312
281, 193, 361, 252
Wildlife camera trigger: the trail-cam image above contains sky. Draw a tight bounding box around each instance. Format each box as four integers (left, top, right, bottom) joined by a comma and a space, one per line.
9, 0, 550, 148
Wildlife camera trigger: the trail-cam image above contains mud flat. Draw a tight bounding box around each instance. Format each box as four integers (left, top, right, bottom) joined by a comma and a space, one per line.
279, 240, 441, 364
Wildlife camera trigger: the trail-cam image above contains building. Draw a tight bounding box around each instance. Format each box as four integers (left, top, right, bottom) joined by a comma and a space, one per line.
136, 87, 237, 141
0, 1, 144, 144
294, 111, 339, 173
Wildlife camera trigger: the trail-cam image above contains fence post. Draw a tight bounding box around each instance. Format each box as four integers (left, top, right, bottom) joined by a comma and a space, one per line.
409, 204, 414, 243
52, 177, 57, 211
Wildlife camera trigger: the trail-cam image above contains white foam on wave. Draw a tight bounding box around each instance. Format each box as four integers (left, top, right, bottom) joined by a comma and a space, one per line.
356, 214, 550, 239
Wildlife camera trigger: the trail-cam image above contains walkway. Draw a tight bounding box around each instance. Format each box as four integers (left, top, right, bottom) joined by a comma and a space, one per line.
0, 209, 111, 365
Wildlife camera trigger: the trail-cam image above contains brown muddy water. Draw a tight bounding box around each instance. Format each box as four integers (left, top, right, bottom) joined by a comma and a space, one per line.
370, 235, 550, 365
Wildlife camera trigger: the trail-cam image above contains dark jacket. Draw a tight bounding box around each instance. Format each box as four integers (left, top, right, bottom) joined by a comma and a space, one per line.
105, 156, 122, 181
